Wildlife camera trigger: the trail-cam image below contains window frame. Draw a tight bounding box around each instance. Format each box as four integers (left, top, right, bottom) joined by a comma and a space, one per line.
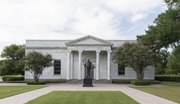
54, 59, 61, 75
118, 64, 125, 75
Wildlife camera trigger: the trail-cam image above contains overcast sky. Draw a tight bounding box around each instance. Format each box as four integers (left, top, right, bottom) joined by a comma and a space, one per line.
0, 0, 167, 56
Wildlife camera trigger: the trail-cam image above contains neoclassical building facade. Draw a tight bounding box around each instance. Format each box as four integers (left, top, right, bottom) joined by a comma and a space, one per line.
25, 35, 154, 80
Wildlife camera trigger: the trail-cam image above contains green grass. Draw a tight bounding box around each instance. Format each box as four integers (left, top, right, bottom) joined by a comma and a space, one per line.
0, 86, 45, 99
132, 82, 180, 103
27, 91, 139, 104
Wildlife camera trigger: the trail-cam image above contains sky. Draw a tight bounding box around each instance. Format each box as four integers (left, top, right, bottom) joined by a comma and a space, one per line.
0, 0, 167, 57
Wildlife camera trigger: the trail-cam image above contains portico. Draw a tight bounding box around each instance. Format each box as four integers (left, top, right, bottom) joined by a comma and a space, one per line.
66, 49, 112, 80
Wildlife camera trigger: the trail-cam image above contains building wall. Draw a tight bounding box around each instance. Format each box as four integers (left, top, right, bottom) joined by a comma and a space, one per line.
25, 49, 154, 80
25, 49, 67, 79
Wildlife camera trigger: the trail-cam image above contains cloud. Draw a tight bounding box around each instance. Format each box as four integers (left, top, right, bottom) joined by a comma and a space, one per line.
0, 0, 166, 55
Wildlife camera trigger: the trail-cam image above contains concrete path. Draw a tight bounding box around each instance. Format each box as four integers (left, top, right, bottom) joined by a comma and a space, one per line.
0, 83, 177, 104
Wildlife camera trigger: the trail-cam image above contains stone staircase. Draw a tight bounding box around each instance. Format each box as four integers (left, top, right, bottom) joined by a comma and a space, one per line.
67, 80, 112, 84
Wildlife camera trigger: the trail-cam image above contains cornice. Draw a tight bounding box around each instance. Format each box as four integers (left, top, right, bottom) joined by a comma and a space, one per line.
26, 47, 67, 50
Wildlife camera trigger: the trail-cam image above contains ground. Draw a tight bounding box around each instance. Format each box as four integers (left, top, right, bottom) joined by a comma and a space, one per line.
132, 82, 180, 103
0, 86, 45, 99
27, 91, 139, 104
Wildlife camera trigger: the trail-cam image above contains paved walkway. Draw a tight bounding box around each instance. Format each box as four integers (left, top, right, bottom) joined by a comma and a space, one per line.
0, 83, 177, 104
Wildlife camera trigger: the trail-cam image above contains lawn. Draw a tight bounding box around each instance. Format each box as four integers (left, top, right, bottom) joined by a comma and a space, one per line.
132, 82, 180, 103
0, 86, 45, 99
27, 91, 139, 104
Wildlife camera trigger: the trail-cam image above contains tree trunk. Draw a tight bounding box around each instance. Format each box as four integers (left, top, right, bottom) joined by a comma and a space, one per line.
136, 68, 145, 80
33, 72, 39, 82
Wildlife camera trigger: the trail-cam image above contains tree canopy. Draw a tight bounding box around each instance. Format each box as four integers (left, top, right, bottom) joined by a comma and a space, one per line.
0, 44, 25, 75
113, 42, 155, 80
25, 51, 52, 82
166, 46, 180, 75
137, 0, 180, 50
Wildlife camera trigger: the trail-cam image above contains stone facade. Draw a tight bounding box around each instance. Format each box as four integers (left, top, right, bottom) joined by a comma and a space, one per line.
25, 35, 154, 80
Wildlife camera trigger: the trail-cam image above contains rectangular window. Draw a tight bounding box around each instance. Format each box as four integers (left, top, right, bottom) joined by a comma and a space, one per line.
118, 64, 125, 75
54, 60, 61, 75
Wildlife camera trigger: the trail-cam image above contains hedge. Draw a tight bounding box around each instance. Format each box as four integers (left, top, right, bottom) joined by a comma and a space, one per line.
2, 75, 24, 81
112, 79, 160, 84
27, 81, 46, 85
112, 80, 131, 84
131, 80, 151, 85
155, 75, 180, 82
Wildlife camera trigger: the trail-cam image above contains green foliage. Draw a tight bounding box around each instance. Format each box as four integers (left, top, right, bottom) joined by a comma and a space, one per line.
137, 9, 180, 50
2, 75, 24, 81
154, 50, 170, 75
137, 0, 180, 50
155, 75, 180, 82
27, 81, 46, 85
166, 46, 180, 75
25, 51, 52, 82
113, 42, 154, 80
112, 80, 131, 84
0, 44, 25, 75
112, 80, 161, 84
131, 80, 151, 85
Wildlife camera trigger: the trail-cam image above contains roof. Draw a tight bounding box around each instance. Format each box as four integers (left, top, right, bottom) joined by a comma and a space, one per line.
26, 35, 136, 48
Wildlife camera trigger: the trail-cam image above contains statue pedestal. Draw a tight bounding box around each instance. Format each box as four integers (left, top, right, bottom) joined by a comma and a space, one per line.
83, 78, 93, 87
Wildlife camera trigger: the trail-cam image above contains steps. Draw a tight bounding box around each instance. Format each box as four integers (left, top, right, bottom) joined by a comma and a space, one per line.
67, 80, 112, 84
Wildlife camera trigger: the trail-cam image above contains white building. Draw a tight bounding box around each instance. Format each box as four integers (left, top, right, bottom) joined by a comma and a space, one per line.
25, 35, 154, 80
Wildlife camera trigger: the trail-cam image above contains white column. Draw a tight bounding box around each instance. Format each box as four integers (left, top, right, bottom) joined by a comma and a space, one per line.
70, 51, 73, 79
96, 50, 100, 80
107, 50, 112, 80
78, 50, 83, 80
67, 50, 71, 80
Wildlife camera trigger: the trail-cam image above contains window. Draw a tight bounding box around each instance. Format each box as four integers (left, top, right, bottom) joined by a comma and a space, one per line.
118, 64, 125, 75
54, 60, 61, 74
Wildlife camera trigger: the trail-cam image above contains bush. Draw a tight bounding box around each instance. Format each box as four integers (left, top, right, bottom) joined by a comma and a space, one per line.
155, 75, 180, 82
112, 80, 160, 84
112, 80, 131, 84
2, 75, 24, 81
131, 80, 151, 85
27, 81, 46, 85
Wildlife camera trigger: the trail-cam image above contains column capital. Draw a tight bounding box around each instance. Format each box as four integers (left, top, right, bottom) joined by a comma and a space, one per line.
96, 50, 101, 53
107, 50, 112, 53
78, 50, 83, 53
67, 50, 72, 53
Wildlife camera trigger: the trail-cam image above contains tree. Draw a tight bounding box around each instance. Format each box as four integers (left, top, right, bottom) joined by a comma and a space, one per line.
25, 51, 52, 82
166, 46, 180, 75
0, 44, 25, 75
154, 50, 170, 75
137, 0, 180, 50
113, 42, 155, 80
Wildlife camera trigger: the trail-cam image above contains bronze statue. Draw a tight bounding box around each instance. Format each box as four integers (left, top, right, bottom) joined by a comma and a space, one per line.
84, 58, 94, 78
83, 58, 94, 87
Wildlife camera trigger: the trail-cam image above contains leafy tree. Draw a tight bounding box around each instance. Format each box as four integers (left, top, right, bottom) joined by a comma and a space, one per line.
25, 51, 52, 82
137, 0, 180, 50
0, 44, 25, 75
154, 50, 170, 75
166, 46, 180, 75
113, 42, 154, 80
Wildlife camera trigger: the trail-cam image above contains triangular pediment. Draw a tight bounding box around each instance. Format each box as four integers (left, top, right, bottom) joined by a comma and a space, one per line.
65, 35, 112, 46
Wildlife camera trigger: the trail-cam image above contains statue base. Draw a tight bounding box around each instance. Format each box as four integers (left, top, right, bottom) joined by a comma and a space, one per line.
83, 78, 93, 87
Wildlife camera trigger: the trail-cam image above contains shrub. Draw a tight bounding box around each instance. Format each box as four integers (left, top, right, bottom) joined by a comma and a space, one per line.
112, 80, 160, 84
155, 75, 180, 82
112, 80, 131, 84
131, 80, 151, 85
2, 75, 24, 81
27, 81, 46, 85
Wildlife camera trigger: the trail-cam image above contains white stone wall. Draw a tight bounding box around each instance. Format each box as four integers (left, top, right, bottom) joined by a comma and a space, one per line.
110, 61, 155, 80
25, 49, 67, 80
25, 49, 155, 80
